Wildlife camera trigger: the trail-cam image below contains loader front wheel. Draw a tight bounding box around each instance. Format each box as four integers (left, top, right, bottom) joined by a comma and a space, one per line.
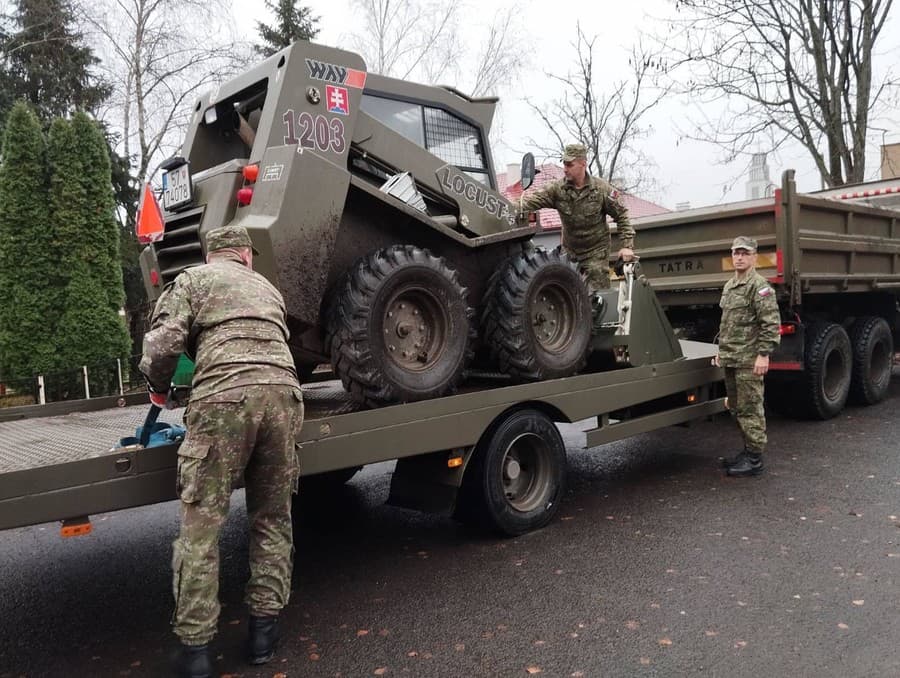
482, 246, 592, 381
327, 245, 474, 407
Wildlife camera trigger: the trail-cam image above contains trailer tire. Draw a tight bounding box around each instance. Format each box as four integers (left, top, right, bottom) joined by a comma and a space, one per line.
327, 245, 474, 407
848, 316, 893, 406
459, 408, 566, 536
482, 247, 591, 381
801, 322, 852, 419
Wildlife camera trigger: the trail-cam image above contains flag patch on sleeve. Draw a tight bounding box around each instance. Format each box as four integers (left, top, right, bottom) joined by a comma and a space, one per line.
758, 287, 774, 297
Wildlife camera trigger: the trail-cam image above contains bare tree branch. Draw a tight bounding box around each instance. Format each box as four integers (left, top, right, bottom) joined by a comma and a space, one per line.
661, 0, 895, 186
525, 25, 671, 194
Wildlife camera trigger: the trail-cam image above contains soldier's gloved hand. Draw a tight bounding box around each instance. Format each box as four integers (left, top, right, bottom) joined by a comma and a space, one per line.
147, 384, 176, 409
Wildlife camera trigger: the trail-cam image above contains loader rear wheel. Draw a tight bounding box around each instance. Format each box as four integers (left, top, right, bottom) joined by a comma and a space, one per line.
482, 247, 591, 381
801, 322, 851, 419
457, 408, 566, 536
848, 316, 893, 406
327, 245, 474, 407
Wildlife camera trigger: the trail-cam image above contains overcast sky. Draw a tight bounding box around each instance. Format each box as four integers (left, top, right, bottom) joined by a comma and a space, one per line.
234, 0, 900, 209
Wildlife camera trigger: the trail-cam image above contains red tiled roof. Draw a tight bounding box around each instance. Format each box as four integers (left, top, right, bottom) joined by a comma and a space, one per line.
497, 163, 670, 230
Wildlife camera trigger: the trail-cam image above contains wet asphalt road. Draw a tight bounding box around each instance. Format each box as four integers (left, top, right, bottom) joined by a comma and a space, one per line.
2, 376, 899, 678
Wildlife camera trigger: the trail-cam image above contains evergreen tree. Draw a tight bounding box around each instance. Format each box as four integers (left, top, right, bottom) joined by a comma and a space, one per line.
255, 0, 320, 57
48, 115, 130, 395
0, 101, 55, 382
0, 0, 109, 132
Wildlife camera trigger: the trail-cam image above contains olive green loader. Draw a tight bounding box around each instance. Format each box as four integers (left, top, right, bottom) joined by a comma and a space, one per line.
139, 41, 652, 406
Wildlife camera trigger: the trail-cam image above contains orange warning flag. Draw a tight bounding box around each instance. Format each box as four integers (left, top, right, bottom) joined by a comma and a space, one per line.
136, 183, 165, 244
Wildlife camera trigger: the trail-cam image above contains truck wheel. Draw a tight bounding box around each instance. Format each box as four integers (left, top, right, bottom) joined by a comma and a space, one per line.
460, 408, 566, 536
482, 247, 591, 381
848, 316, 893, 406
801, 322, 852, 419
328, 245, 474, 406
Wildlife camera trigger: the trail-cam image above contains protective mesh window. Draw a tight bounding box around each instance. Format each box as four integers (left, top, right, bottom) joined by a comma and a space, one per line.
424, 108, 486, 170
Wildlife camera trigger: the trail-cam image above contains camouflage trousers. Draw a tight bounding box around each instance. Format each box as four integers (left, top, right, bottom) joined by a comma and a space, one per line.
570, 248, 610, 292
723, 367, 767, 453
172, 384, 303, 645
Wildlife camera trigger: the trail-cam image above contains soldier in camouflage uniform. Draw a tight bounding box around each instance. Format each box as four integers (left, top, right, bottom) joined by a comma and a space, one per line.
518, 143, 635, 292
140, 224, 303, 678
713, 236, 780, 477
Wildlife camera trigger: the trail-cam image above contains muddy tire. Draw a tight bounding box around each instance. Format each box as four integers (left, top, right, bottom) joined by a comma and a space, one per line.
457, 408, 566, 536
800, 322, 851, 420
482, 247, 592, 381
848, 316, 893, 406
327, 245, 474, 407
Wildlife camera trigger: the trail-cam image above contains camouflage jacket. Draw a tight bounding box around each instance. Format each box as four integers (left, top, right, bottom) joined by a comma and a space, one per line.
140, 255, 299, 401
519, 176, 635, 257
717, 270, 781, 367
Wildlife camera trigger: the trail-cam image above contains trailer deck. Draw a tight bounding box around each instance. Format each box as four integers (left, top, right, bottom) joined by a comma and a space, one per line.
0, 341, 723, 532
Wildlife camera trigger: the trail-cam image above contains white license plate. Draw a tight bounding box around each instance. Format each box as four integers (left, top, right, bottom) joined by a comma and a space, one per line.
162, 164, 192, 210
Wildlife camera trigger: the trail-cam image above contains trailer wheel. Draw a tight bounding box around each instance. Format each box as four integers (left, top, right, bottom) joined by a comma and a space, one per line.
327, 245, 474, 406
460, 408, 566, 536
848, 316, 894, 406
801, 322, 852, 419
482, 247, 591, 381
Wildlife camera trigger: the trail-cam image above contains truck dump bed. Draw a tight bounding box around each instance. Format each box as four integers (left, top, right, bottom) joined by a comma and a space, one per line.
634, 170, 900, 307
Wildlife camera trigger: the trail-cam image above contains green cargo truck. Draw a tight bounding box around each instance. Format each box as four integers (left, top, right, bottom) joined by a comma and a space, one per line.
633, 170, 900, 420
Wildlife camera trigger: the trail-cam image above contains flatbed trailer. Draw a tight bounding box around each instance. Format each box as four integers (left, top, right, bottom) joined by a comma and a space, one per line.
0, 341, 723, 537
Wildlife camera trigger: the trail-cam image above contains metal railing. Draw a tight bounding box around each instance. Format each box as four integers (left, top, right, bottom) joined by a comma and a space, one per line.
0, 355, 147, 408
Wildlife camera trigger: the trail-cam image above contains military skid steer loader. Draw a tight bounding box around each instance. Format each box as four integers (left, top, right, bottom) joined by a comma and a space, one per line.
139, 42, 654, 407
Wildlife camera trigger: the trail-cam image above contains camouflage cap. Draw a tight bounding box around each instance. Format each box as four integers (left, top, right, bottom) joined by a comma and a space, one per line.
731, 236, 758, 252
562, 143, 587, 162
205, 225, 259, 254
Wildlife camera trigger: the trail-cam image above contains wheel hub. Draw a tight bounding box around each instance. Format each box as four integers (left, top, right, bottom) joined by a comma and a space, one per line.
531, 285, 575, 353
383, 289, 446, 371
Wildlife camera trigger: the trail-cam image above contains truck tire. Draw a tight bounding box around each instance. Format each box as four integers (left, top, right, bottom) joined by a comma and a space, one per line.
482, 247, 591, 381
328, 245, 474, 406
459, 408, 566, 536
801, 322, 851, 419
848, 316, 894, 406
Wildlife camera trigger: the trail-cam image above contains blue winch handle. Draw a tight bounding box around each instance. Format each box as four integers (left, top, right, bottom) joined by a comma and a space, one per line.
139, 404, 162, 447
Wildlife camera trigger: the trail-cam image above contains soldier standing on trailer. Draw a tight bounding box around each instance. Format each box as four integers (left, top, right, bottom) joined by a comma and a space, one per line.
140, 224, 303, 678
713, 236, 781, 477
517, 142, 635, 292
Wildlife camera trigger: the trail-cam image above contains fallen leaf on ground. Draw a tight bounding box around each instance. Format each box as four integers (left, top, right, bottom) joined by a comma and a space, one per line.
374, 668, 388, 676
734, 641, 747, 649
526, 667, 542, 675
310, 653, 320, 660
838, 623, 849, 629
454, 643, 465, 651
357, 629, 370, 637
639, 658, 651, 665
852, 600, 864, 606
625, 621, 640, 630
659, 637, 673, 646
705, 630, 718, 637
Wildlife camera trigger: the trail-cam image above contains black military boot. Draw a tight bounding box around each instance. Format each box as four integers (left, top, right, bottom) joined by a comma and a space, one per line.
174, 643, 212, 678
248, 615, 279, 665
721, 449, 749, 468
725, 452, 764, 477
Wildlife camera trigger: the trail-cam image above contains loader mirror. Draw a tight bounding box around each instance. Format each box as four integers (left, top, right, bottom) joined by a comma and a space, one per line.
521, 153, 535, 190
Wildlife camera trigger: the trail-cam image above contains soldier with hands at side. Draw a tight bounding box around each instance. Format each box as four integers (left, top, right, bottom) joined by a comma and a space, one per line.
518, 142, 635, 292
713, 236, 781, 477
140, 225, 303, 678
